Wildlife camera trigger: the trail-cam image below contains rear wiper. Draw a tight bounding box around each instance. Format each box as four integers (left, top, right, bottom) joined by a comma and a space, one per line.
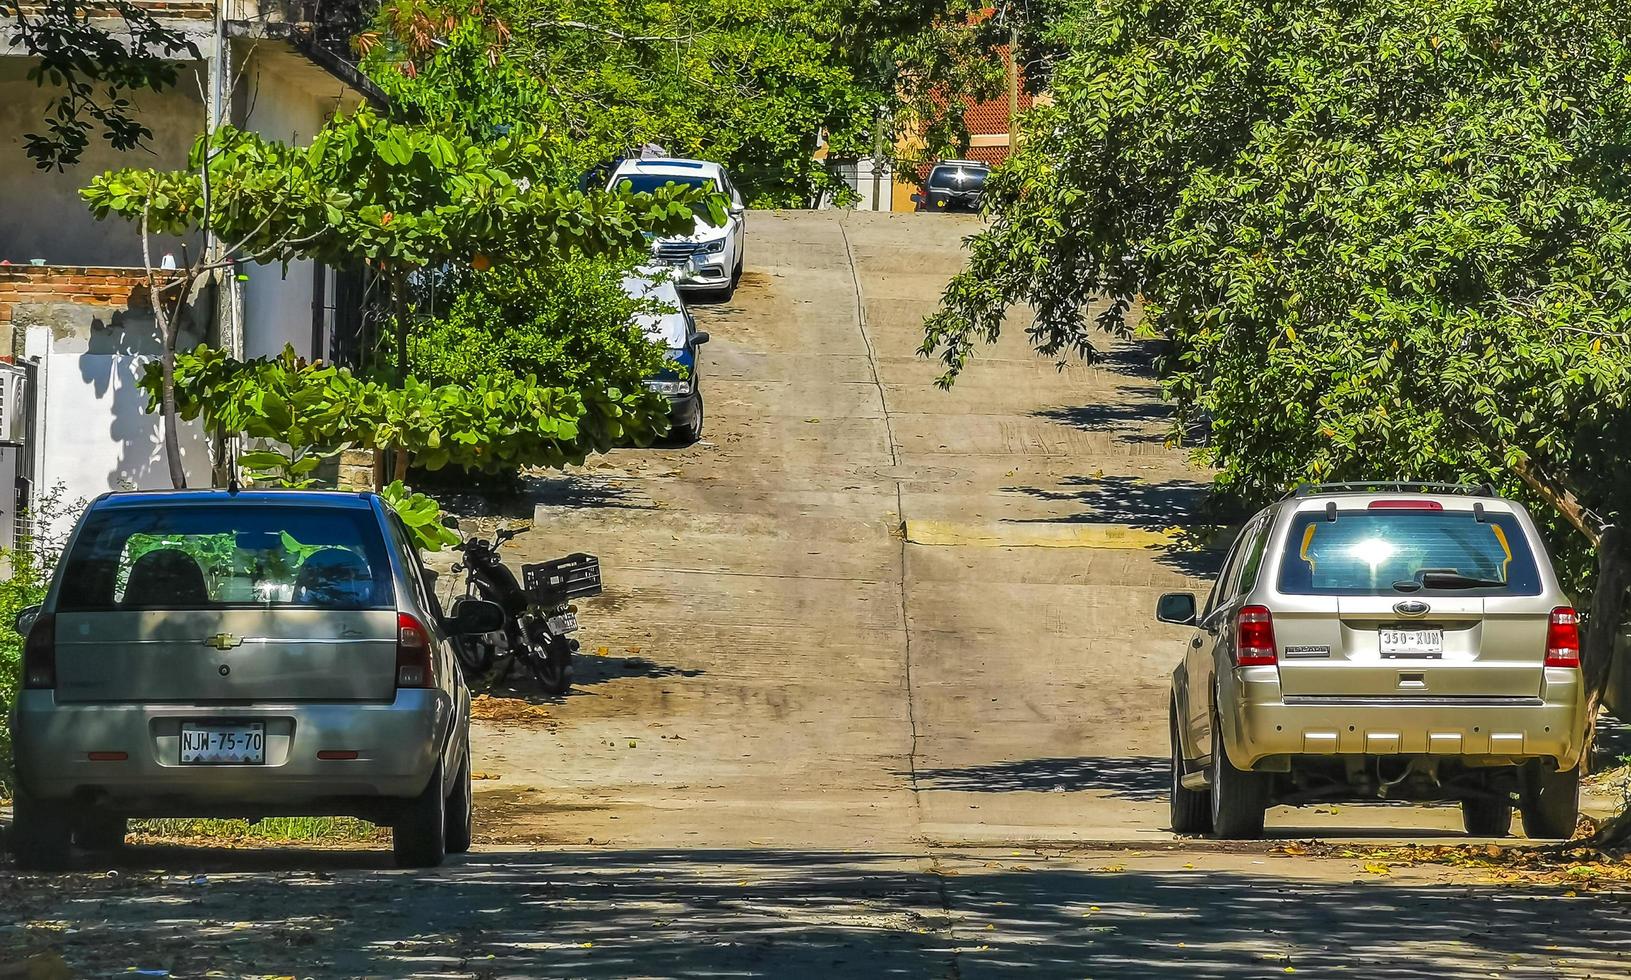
1408, 571, 1506, 590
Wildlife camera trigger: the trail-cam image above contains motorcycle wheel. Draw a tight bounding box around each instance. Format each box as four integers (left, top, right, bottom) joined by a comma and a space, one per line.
455, 633, 496, 675
527, 638, 574, 696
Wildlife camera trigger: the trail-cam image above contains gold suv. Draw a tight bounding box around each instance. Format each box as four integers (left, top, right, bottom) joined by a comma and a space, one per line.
1158, 483, 1587, 839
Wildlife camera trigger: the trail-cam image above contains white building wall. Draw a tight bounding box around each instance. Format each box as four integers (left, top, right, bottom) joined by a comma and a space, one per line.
27, 327, 211, 514
238, 50, 352, 361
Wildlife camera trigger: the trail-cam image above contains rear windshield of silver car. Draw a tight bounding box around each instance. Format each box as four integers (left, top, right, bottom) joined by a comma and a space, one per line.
56, 505, 395, 611
1276, 508, 1543, 596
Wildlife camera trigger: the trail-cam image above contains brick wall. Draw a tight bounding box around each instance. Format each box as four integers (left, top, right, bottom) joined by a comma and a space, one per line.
0, 265, 208, 358
0, 266, 151, 335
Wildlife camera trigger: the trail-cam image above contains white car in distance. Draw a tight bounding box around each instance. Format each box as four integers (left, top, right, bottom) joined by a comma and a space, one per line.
607, 158, 746, 300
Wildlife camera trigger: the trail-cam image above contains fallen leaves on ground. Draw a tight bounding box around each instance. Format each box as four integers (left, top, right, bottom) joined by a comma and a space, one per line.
1277, 839, 1631, 888
470, 695, 555, 725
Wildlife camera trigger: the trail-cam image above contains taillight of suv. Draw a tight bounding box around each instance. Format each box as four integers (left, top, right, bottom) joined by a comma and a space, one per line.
1545, 607, 1581, 668
22, 613, 55, 689
396, 613, 434, 688
1234, 605, 1278, 666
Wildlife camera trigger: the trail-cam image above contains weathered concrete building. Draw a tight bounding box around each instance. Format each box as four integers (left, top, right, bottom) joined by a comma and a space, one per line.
0, 0, 380, 519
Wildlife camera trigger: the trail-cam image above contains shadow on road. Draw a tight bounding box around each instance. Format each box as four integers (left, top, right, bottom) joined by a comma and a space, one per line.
907, 756, 1168, 801
8, 846, 1625, 977
1003, 475, 1210, 527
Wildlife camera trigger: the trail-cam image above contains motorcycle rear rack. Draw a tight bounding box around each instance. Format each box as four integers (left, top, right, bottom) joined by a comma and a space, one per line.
522, 553, 602, 607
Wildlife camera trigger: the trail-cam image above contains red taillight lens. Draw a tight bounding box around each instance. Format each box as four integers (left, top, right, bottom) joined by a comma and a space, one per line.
1545, 607, 1581, 668
396, 612, 434, 688
1234, 605, 1278, 666
22, 613, 55, 689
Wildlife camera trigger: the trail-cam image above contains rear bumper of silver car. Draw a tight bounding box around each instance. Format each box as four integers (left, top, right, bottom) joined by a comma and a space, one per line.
11, 689, 450, 809
1225, 667, 1588, 771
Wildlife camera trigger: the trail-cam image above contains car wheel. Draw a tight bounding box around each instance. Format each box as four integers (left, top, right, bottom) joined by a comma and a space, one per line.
444, 738, 473, 854
1461, 796, 1513, 837
392, 758, 448, 869
1208, 706, 1268, 839
74, 814, 128, 852
1520, 762, 1581, 840
674, 394, 704, 444
1169, 698, 1211, 834
11, 789, 72, 870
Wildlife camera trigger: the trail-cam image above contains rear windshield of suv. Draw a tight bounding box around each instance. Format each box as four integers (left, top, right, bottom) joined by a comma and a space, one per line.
57, 505, 394, 611
1277, 509, 1543, 596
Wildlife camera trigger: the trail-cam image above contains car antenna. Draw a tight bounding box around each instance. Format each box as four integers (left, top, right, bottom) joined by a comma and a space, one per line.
227, 444, 241, 495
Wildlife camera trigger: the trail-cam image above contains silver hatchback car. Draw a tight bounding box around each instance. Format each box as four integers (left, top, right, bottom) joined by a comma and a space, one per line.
8, 490, 504, 869
1159, 483, 1587, 840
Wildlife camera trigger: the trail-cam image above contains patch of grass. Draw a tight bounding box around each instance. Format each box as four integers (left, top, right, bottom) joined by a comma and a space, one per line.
131, 816, 385, 844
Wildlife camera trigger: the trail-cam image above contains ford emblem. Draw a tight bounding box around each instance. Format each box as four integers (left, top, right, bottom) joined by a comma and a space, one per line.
1393, 599, 1430, 617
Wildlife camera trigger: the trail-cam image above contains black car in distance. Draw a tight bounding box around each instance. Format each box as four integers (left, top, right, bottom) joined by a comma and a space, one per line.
915, 160, 991, 212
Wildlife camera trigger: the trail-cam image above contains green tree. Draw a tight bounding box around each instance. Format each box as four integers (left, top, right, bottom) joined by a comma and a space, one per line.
2, 0, 199, 169
408, 256, 669, 392
923, 0, 1631, 724
81, 107, 723, 485
362, 0, 1010, 205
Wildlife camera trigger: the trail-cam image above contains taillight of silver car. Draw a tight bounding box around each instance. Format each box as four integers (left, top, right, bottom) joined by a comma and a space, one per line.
396, 613, 435, 688
22, 613, 55, 689
1545, 607, 1581, 668
1234, 604, 1278, 667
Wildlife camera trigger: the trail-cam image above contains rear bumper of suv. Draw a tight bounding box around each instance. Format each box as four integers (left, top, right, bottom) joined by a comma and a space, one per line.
10, 689, 450, 811
1225, 667, 1588, 771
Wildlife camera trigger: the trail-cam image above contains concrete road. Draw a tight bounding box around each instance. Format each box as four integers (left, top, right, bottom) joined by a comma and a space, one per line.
481, 209, 1479, 848
5, 212, 1627, 978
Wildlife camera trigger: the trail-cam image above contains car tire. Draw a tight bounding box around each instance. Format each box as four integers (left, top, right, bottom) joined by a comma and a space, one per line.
11, 789, 73, 870
674, 394, 704, 444
444, 738, 473, 855
392, 758, 448, 869
1461, 797, 1513, 837
1169, 699, 1211, 834
1520, 762, 1581, 840
74, 814, 128, 852
1209, 707, 1268, 839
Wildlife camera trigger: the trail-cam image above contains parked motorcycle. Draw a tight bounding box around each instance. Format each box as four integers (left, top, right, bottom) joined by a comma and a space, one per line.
449, 524, 602, 696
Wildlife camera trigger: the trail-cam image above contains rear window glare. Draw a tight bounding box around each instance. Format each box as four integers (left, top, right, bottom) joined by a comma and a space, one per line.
57, 505, 394, 611
928, 166, 988, 189
1277, 510, 1542, 596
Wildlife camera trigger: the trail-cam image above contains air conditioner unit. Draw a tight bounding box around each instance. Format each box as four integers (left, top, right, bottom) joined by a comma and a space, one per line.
0, 363, 28, 445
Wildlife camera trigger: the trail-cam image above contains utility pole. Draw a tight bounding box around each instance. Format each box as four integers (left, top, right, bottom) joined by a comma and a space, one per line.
1008, 21, 1020, 153
872, 104, 886, 212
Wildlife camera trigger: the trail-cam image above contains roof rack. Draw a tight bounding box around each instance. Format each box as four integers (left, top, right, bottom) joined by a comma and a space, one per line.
1284, 481, 1499, 500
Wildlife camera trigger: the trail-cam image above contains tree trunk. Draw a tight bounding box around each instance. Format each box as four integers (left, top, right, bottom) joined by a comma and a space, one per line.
160, 326, 187, 489
1583, 525, 1630, 710
1578, 526, 1631, 848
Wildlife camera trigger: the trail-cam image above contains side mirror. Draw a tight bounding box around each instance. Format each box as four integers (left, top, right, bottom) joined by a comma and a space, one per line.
1155, 592, 1197, 627
692, 331, 710, 345
14, 604, 40, 636
448, 599, 505, 635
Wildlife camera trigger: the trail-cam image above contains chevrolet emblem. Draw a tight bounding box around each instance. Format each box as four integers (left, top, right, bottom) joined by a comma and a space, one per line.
204, 632, 243, 651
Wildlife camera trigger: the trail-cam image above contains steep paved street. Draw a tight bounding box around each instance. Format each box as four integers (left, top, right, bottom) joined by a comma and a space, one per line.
5, 212, 1629, 978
